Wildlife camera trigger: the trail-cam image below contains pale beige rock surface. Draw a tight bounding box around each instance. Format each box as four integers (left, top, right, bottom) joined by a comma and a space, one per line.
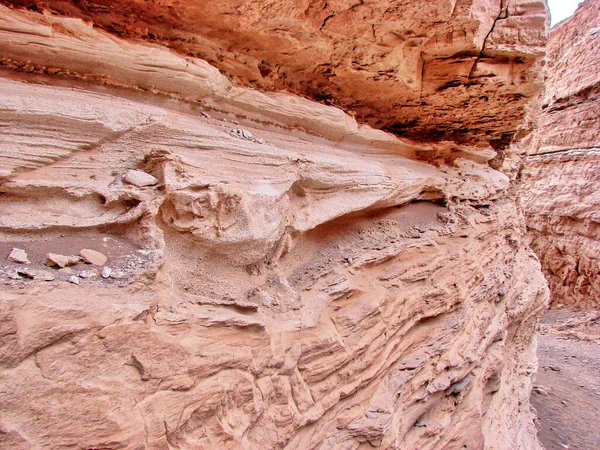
521, 0, 600, 308
0, 3, 549, 449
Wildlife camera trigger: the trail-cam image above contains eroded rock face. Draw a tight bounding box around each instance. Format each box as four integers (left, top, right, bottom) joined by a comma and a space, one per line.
521, 0, 600, 309
0, 3, 549, 449
0, 0, 548, 148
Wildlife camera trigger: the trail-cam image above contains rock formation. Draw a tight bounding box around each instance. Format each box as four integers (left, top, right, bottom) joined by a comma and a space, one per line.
0, 2, 549, 449
521, 0, 600, 309
0, 0, 548, 148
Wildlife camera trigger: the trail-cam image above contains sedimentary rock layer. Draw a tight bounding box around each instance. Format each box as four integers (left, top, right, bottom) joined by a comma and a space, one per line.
0, 0, 548, 147
0, 77, 548, 450
0, 3, 549, 449
521, 0, 600, 308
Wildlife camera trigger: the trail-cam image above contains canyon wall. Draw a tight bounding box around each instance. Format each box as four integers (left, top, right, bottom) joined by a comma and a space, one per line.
521, 0, 600, 309
0, 2, 549, 449
1, 0, 547, 148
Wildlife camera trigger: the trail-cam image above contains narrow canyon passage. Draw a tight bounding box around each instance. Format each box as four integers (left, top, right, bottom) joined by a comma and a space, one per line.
522, 2, 600, 448
532, 310, 600, 450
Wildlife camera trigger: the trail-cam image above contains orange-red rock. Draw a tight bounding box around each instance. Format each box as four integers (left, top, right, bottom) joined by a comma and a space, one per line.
0, 0, 548, 148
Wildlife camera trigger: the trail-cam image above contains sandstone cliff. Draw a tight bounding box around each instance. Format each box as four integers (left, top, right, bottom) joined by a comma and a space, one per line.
1, 0, 548, 149
0, 2, 549, 449
521, 0, 600, 309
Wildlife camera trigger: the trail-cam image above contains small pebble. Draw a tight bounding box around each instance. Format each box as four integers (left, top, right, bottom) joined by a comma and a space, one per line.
78, 270, 98, 279
123, 169, 158, 188
231, 128, 254, 141
102, 267, 112, 278
69, 276, 80, 285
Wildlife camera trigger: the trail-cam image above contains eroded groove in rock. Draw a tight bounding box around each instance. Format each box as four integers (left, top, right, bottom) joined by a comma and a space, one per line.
0, 2, 549, 449
521, 0, 600, 308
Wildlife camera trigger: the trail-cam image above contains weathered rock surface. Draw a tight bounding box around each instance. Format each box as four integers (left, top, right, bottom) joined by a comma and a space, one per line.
521, 0, 600, 309
0, 3, 549, 450
0, 0, 548, 149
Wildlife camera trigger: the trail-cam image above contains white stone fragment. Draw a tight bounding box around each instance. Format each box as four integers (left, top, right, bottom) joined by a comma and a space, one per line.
123, 169, 159, 187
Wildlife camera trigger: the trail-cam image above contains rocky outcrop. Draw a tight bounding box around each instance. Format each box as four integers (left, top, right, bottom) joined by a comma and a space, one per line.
521, 0, 600, 309
0, 0, 548, 148
0, 3, 549, 449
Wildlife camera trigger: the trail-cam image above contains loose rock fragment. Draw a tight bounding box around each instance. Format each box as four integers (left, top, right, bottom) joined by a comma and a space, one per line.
231, 128, 254, 140
8, 248, 30, 264
46, 253, 80, 268
123, 169, 159, 187
69, 275, 81, 285
101, 267, 112, 278
79, 269, 99, 278
80, 249, 108, 266
231, 128, 266, 144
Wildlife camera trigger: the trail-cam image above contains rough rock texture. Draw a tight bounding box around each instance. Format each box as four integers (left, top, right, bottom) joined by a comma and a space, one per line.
0, 3, 549, 450
521, 0, 600, 309
0, 0, 548, 148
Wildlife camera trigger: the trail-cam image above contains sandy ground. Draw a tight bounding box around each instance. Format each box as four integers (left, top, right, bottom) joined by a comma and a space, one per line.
532, 309, 600, 450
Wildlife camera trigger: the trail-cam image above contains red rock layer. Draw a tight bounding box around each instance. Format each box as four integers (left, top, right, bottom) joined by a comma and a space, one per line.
1, 0, 547, 148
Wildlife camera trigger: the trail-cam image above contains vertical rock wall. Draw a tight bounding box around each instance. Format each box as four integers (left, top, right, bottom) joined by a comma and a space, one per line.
522, 0, 600, 308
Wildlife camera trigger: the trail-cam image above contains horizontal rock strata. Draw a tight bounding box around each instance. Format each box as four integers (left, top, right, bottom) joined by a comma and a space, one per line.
0, 2, 549, 449
521, 0, 600, 308
0, 0, 548, 148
